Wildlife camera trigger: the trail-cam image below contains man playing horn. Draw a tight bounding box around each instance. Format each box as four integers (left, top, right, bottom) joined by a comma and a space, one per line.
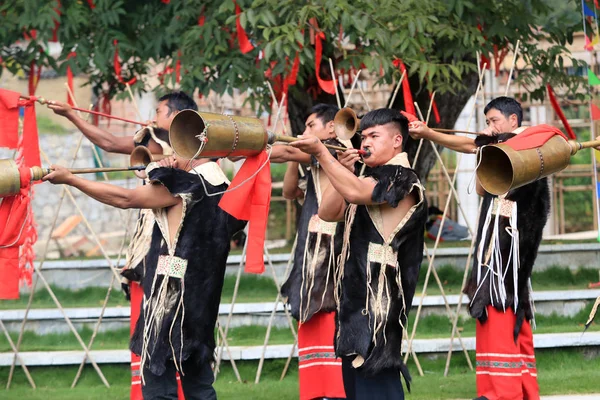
269, 104, 348, 400
43, 146, 245, 400
409, 96, 549, 400
48, 91, 199, 399
291, 108, 427, 400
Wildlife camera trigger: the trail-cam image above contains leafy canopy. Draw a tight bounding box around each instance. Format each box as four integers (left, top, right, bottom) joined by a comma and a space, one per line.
0, 0, 587, 109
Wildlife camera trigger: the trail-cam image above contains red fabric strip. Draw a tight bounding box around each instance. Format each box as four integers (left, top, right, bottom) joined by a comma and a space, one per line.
392, 59, 416, 115
218, 151, 271, 274
546, 84, 576, 139
592, 103, 600, 121
315, 32, 336, 95
235, 2, 254, 54
429, 92, 441, 124
66, 52, 76, 106
0, 88, 21, 149
504, 124, 568, 151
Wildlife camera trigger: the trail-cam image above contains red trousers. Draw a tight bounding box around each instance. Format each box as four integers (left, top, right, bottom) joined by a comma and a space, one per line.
298, 311, 346, 400
475, 306, 539, 400
129, 282, 184, 399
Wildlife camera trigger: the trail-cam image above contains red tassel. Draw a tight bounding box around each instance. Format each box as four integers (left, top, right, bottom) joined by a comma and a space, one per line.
546, 84, 576, 140
176, 51, 181, 83
315, 32, 336, 95
86, 0, 95, 9
234, 2, 254, 54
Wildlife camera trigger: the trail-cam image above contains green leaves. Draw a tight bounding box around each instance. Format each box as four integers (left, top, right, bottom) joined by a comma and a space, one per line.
0, 0, 587, 109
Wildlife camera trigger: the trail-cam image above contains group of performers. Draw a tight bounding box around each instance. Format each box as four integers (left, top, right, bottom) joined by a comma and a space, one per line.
41, 92, 547, 400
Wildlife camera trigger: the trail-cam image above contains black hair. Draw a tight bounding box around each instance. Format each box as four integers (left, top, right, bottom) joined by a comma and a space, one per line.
359, 108, 409, 143
483, 96, 523, 127
158, 91, 198, 115
310, 103, 339, 124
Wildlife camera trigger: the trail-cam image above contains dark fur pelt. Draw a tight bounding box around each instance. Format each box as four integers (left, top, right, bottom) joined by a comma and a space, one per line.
281, 142, 345, 322
130, 167, 245, 376
336, 165, 427, 377
464, 133, 550, 340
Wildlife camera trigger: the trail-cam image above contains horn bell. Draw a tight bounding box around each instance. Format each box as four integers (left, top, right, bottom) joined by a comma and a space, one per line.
477, 135, 572, 195
334, 107, 360, 141
169, 110, 268, 159
129, 146, 168, 179
0, 159, 21, 198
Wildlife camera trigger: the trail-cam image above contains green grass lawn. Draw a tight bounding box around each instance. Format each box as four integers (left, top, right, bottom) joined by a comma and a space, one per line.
0, 348, 598, 399
1, 265, 598, 310
2, 303, 598, 353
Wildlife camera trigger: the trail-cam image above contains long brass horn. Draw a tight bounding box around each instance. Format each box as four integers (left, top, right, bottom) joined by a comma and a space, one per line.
476, 136, 600, 195
169, 110, 268, 159
334, 107, 360, 140
0, 159, 145, 198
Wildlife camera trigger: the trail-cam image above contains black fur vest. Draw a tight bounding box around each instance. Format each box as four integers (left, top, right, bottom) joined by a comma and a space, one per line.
130, 166, 245, 376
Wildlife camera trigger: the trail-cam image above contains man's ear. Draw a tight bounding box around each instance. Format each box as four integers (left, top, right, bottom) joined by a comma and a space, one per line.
509, 113, 519, 127
393, 133, 403, 149
326, 120, 335, 134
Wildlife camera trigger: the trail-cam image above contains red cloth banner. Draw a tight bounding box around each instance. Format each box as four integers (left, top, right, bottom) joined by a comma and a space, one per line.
219, 151, 271, 274
546, 84, 576, 139
0, 89, 21, 149
592, 103, 600, 121
504, 124, 568, 151
392, 59, 416, 115
314, 32, 336, 95
234, 2, 254, 54
0, 168, 32, 299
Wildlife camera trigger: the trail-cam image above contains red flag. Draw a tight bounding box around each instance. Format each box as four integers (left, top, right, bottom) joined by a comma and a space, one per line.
504, 124, 568, 151
234, 2, 254, 54
219, 151, 271, 274
0, 89, 21, 149
546, 84, 576, 139
314, 32, 336, 95
392, 59, 416, 115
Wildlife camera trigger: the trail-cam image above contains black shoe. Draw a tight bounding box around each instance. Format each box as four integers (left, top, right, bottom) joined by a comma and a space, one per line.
473, 397, 490, 400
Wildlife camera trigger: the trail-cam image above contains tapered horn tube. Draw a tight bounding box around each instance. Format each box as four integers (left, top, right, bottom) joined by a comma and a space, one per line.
0, 159, 145, 198
476, 136, 600, 195
169, 110, 268, 159
129, 146, 168, 168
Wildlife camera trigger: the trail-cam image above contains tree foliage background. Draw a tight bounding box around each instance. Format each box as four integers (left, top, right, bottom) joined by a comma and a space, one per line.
0, 0, 590, 179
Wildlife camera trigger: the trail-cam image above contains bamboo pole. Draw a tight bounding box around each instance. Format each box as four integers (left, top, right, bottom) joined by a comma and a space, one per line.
329, 58, 341, 109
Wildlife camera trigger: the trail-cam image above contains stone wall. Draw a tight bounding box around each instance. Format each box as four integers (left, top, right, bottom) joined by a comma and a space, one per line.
1, 133, 139, 258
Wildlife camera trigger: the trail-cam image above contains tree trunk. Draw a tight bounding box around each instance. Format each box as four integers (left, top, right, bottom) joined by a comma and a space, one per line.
391, 71, 480, 184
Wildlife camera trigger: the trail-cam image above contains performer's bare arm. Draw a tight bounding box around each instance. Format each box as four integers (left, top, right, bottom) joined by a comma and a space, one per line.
47, 101, 163, 155
290, 137, 377, 205
43, 165, 180, 209
269, 144, 312, 164
282, 162, 304, 200
408, 121, 477, 154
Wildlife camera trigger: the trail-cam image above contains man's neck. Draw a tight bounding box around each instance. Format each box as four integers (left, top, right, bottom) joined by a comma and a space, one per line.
184, 158, 211, 172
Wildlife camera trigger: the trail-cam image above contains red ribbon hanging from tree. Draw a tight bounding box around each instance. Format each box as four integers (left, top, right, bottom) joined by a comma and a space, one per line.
234, 2, 254, 54
546, 84, 576, 139
113, 40, 137, 86
66, 52, 76, 106
429, 91, 441, 124
314, 32, 336, 95
392, 59, 416, 115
